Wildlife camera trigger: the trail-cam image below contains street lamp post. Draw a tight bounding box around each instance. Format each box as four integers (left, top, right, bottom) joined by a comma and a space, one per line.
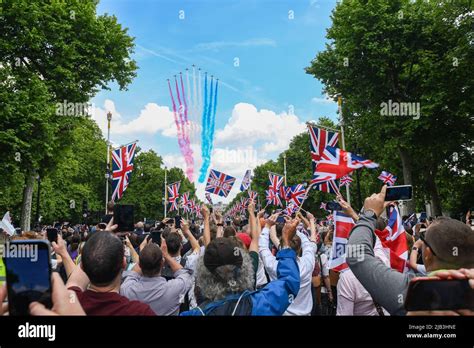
105, 111, 112, 213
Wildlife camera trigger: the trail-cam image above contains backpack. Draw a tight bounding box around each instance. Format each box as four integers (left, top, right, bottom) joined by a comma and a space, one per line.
194, 291, 255, 316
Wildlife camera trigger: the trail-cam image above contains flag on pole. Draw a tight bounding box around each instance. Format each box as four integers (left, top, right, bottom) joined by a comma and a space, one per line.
248, 190, 257, 202
279, 185, 291, 202
111, 142, 137, 201
313, 180, 340, 195
378, 171, 397, 186
181, 193, 191, 213
268, 172, 284, 193
374, 205, 409, 273
167, 182, 181, 211
266, 188, 282, 207
328, 211, 355, 272
308, 124, 339, 170
340, 175, 353, 187
205, 192, 213, 205
287, 184, 307, 206
311, 146, 379, 185
240, 170, 252, 191
283, 203, 298, 216
205, 169, 236, 197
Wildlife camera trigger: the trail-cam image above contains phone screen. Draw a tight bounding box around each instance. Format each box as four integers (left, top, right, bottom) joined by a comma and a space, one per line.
174, 216, 181, 229
4, 240, 52, 315
46, 228, 58, 244
113, 205, 134, 232
419, 212, 427, 222
276, 216, 286, 223
405, 278, 474, 311
385, 185, 413, 201
150, 231, 162, 245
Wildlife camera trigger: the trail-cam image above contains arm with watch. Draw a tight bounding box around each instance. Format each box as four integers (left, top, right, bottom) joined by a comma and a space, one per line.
346, 185, 413, 316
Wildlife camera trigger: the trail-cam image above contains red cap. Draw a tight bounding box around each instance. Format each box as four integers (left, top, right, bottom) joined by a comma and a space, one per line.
236, 232, 251, 249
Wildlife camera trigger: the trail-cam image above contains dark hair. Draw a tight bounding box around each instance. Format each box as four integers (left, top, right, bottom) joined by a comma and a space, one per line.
426, 217, 474, 268
144, 223, 151, 233
107, 200, 115, 213
81, 231, 124, 286
165, 232, 182, 256
223, 226, 236, 238
139, 243, 163, 277
275, 223, 284, 238
69, 234, 81, 252
279, 234, 302, 256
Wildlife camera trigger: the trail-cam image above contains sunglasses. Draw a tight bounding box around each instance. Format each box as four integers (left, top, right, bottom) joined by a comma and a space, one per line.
419, 231, 437, 257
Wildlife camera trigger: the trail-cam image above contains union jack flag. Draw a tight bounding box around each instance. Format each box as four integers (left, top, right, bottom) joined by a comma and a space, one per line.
248, 190, 257, 202
239, 197, 248, 211
266, 188, 282, 206
340, 175, 353, 187
312, 146, 379, 185
240, 170, 252, 191
111, 142, 137, 201
181, 193, 191, 213
268, 172, 284, 193
378, 171, 397, 186
313, 180, 340, 195
308, 125, 339, 171
279, 185, 291, 201
320, 202, 328, 211
328, 211, 355, 272
205, 169, 236, 197
189, 199, 196, 213
283, 202, 298, 216
288, 184, 307, 206
374, 204, 408, 273
205, 192, 213, 205
167, 182, 181, 211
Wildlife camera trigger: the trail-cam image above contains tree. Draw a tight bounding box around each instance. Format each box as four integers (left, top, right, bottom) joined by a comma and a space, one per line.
306, 0, 474, 215
0, 0, 138, 230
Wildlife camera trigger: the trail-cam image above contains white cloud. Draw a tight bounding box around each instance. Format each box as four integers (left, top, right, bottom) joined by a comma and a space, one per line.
215, 103, 306, 155
90, 100, 176, 137
311, 94, 336, 104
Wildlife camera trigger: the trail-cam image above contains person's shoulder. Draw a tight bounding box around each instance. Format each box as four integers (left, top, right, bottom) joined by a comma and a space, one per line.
125, 298, 155, 315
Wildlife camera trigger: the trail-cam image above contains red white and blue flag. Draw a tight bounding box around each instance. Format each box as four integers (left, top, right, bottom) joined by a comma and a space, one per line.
268, 172, 284, 193
308, 125, 339, 170
328, 211, 355, 272
181, 192, 191, 213
240, 170, 252, 191
266, 188, 282, 206
312, 146, 379, 185
205, 192, 213, 205
288, 184, 307, 206
320, 202, 328, 211
167, 182, 181, 211
248, 190, 257, 202
279, 185, 291, 202
205, 169, 236, 197
313, 180, 340, 195
374, 204, 409, 273
111, 142, 137, 201
378, 171, 397, 186
283, 203, 298, 216
340, 175, 353, 187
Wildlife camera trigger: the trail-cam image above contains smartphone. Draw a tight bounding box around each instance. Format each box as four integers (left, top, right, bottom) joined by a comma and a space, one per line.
174, 216, 181, 229
405, 277, 474, 312
3, 240, 53, 315
46, 228, 58, 244
326, 201, 343, 211
276, 216, 286, 223
113, 205, 134, 232
150, 231, 162, 245
419, 212, 427, 222
385, 185, 413, 201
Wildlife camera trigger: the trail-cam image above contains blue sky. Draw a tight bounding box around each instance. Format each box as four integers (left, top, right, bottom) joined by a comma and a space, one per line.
91, 0, 339, 202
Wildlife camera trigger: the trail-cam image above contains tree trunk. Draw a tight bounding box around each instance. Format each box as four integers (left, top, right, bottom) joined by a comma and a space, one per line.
426, 167, 443, 216
20, 170, 36, 231
399, 148, 415, 214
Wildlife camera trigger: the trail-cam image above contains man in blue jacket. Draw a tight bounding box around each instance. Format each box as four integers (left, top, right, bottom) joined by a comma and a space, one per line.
181, 216, 301, 316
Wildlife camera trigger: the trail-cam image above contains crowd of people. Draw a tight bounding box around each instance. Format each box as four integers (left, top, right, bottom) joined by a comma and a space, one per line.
0, 186, 473, 316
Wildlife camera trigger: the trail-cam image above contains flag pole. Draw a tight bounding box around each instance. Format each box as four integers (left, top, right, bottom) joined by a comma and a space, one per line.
338, 95, 351, 205
105, 111, 112, 213
164, 167, 168, 219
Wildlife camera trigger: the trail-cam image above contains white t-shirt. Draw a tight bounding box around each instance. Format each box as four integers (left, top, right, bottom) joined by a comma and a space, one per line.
259, 228, 317, 316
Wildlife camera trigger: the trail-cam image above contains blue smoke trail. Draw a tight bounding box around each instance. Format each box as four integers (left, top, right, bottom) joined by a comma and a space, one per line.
198, 73, 209, 183
199, 77, 214, 182
199, 77, 218, 183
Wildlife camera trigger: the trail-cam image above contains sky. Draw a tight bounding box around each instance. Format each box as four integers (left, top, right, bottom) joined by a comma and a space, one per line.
90, 0, 340, 203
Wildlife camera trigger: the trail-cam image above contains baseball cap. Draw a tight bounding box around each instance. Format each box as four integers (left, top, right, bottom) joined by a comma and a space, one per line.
236, 232, 251, 249
204, 237, 243, 273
